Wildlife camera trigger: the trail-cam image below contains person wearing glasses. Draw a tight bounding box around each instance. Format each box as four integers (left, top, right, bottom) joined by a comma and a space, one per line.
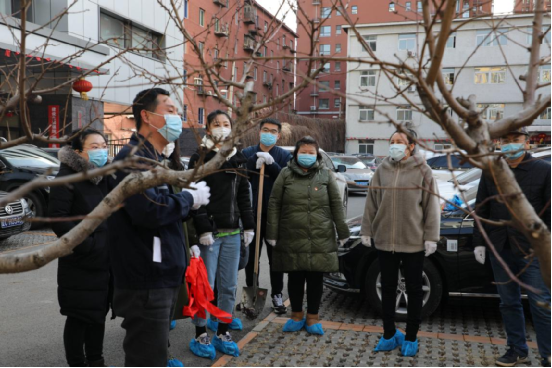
242, 118, 292, 315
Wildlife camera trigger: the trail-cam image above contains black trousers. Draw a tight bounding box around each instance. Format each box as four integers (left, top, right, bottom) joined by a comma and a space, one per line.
63, 317, 105, 367
113, 287, 179, 367
377, 249, 425, 341
287, 271, 324, 315
245, 214, 284, 296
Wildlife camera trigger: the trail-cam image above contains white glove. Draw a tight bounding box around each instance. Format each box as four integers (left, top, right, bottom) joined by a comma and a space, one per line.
190, 245, 201, 258
266, 239, 277, 247
199, 232, 215, 246
474, 246, 486, 264
339, 238, 350, 246
244, 230, 254, 247
182, 181, 211, 210
424, 241, 437, 257
361, 235, 372, 247
256, 152, 274, 169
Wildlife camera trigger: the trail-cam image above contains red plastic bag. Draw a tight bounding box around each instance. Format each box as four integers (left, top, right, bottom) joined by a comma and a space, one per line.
182, 257, 232, 323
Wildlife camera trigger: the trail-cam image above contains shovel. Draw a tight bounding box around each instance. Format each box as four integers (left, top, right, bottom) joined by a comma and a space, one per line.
242, 163, 268, 319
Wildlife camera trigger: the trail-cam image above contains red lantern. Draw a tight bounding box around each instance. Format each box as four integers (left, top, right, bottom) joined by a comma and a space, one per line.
72, 78, 93, 101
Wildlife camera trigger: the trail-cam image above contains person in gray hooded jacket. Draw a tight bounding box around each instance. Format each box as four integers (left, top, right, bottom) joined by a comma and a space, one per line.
360, 129, 441, 357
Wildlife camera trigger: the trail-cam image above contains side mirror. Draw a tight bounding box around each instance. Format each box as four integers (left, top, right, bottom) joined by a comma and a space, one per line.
337, 164, 346, 173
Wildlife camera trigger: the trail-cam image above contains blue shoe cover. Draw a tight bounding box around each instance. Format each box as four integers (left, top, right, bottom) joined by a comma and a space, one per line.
374, 335, 399, 352
213, 334, 240, 357
207, 319, 218, 332
282, 318, 306, 332
167, 358, 184, 367
170, 320, 177, 331
394, 329, 405, 346
229, 318, 243, 331
189, 338, 216, 360
401, 339, 419, 357
305, 323, 325, 335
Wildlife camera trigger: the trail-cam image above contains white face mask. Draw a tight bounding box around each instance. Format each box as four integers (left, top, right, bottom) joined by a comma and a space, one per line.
389, 144, 407, 161
210, 127, 232, 141
163, 142, 175, 157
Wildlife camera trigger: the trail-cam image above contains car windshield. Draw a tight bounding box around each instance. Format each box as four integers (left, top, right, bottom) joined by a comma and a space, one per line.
331, 157, 367, 169
358, 157, 376, 165
0, 145, 60, 168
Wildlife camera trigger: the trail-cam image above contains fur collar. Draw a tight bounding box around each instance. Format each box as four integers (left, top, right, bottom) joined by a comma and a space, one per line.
201, 136, 237, 160
58, 146, 103, 185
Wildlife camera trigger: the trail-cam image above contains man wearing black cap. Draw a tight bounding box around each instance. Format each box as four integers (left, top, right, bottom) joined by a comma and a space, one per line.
472, 127, 551, 367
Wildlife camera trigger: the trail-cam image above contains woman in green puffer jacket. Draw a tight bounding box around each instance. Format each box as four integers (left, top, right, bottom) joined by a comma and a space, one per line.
266, 136, 349, 335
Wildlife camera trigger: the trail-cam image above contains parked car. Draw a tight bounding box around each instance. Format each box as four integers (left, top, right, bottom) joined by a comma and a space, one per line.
0, 191, 33, 239
354, 154, 382, 170
323, 210, 498, 321
329, 155, 373, 193
42, 147, 61, 159
0, 144, 60, 228
281, 147, 349, 213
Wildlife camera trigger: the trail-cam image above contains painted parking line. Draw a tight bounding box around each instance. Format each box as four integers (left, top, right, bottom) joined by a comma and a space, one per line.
212, 312, 537, 367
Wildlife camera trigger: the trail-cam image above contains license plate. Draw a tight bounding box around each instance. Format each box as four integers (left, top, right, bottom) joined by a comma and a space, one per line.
1, 217, 24, 228
356, 181, 368, 186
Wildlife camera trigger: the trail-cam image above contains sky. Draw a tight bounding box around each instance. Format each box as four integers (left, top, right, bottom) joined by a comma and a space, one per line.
256, 0, 515, 32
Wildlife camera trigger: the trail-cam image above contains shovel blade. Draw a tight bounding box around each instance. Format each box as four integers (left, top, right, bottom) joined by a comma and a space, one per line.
242, 286, 268, 319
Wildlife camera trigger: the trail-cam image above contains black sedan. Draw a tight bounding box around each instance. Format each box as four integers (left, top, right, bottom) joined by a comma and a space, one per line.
323, 210, 497, 321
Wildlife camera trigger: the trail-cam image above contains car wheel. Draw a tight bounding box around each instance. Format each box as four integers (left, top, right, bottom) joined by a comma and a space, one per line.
24, 191, 45, 230
364, 259, 443, 322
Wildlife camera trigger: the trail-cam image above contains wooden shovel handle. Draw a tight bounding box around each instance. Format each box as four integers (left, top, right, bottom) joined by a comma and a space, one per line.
253, 164, 265, 277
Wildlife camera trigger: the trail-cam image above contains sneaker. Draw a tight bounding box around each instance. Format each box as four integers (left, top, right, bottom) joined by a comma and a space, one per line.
212, 332, 240, 357
400, 339, 419, 357
189, 333, 216, 360
496, 347, 528, 367
271, 294, 287, 315
374, 335, 399, 352
282, 318, 306, 332
170, 320, 177, 331
305, 323, 324, 335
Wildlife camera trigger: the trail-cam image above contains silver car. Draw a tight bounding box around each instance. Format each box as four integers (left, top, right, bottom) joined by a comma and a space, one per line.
330, 156, 373, 193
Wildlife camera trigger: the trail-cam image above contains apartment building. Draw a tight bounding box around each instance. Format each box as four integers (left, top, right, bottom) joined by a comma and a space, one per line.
344, 14, 550, 156
182, 0, 297, 128
295, 0, 492, 120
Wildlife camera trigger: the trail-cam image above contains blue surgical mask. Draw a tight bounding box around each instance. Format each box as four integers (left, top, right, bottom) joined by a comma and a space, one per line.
389, 144, 407, 161
88, 149, 108, 167
501, 143, 525, 160
297, 154, 317, 168
260, 132, 277, 147
149, 113, 183, 143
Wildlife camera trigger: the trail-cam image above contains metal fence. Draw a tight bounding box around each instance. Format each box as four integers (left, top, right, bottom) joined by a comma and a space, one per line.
108, 139, 128, 158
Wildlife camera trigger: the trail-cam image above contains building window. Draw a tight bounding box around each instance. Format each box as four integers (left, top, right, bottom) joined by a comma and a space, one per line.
319, 81, 330, 91
320, 26, 331, 37
336, 25, 342, 35
362, 35, 377, 52
319, 44, 331, 55
199, 8, 205, 27
474, 67, 506, 84
477, 103, 505, 120
360, 70, 376, 87
359, 140, 374, 154
538, 65, 551, 82
100, 12, 126, 47
334, 98, 341, 108
359, 106, 375, 121
319, 99, 330, 109
352, 6, 358, 14
417, 1, 422, 12
263, 70, 267, 82
398, 34, 416, 50
183, 105, 188, 121
476, 29, 508, 47
198, 108, 205, 125
406, 1, 411, 11
322, 62, 330, 73
336, 6, 344, 16
213, 48, 219, 60
277, 61, 280, 72
264, 21, 268, 32
397, 71, 413, 86
184, 0, 188, 18
335, 80, 341, 90
198, 42, 204, 56
335, 43, 341, 53
462, 1, 469, 18
277, 39, 280, 50
254, 67, 258, 80
335, 62, 341, 72
442, 68, 455, 85
396, 107, 412, 121
321, 7, 331, 18
539, 107, 551, 119
446, 32, 456, 48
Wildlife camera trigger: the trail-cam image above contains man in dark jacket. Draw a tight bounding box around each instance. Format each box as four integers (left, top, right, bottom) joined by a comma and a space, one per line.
242, 118, 292, 314
472, 128, 550, 367
108, 88, 210, 367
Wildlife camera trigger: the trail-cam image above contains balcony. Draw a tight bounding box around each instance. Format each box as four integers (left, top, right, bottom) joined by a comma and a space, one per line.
243, 36, 256, 52
263, 81, 273, 89
310, 90, 319, 97
213, 0, 228, 7
244, 6, 257, 24
282, 63, 292, 72
312, 0, 321, 4
313, 18, 320, 23
196, 85, 208, 95
214, 24, 229, 37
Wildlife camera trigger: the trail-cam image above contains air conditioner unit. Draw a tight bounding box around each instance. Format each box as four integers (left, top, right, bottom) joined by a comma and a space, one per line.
407, 85, 416, 93
407, 51, 416, 58
310, 106, 317, 111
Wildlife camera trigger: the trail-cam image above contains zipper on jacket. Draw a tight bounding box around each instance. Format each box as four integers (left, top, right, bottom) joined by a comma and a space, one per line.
230, 174, 237, 226
392, 163, 401, 253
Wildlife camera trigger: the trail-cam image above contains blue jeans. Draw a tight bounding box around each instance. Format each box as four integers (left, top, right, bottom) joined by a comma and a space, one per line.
192, 233, 241, 327
489, 248, 551, 359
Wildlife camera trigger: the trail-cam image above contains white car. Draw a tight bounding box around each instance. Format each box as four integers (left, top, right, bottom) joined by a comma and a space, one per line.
281, 146, 349, 214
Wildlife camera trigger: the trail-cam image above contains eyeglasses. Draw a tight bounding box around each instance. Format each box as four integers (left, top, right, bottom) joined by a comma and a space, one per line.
261, 128, 279, 135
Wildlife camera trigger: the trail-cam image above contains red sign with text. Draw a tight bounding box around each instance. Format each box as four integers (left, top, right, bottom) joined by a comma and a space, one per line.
48, 105, 59, 148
